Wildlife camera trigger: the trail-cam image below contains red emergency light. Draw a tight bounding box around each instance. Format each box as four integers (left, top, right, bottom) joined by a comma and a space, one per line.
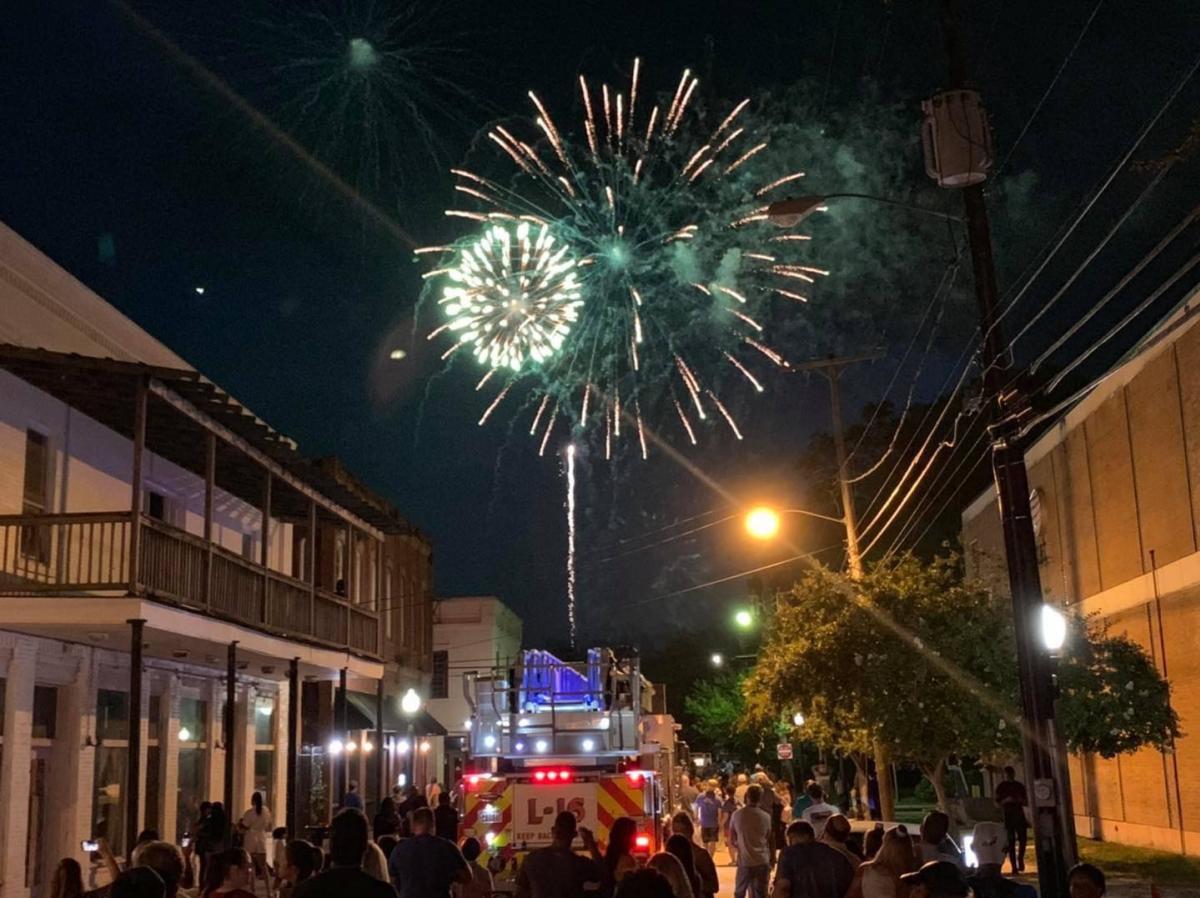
532, 768, 574, 784
634, 834, 652, 851
626, 769, 652, 785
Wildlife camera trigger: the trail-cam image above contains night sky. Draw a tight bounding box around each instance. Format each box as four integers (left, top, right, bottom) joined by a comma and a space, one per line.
2, 0, 1198, 647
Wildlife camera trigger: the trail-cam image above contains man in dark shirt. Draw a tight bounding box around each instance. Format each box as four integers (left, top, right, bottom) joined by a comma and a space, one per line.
516, 811, 606, 898
388, 807, 470, 898
772, 839, 854, 898
434, 792, 460, 842
994, 767, 1028, 873
294, 810, 396, 898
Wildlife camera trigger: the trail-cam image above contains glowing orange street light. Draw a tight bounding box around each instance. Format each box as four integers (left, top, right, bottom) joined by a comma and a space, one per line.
744, 506, 781, 540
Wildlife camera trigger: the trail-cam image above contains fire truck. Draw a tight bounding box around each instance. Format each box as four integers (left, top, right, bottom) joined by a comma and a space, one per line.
458, 648, 679, 890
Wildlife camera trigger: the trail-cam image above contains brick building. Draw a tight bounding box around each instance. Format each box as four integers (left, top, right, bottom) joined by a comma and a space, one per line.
0, 221, 436, 896
962, 286, 1200, 853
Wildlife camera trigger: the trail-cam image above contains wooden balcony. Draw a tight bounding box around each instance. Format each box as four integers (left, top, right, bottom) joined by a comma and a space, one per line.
0, 511, 380, 659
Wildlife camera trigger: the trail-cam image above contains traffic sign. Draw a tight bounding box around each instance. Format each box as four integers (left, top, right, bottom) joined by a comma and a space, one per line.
776, 743, 793, 760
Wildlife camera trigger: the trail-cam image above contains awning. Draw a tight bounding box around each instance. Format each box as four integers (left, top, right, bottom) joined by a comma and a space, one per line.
346, 691, 448, 736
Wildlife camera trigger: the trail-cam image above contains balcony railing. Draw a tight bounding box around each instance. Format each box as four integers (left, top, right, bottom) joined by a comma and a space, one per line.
0, 511, 379, 658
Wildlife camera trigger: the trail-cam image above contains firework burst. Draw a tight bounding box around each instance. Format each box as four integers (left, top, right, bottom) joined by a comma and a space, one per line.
434, 220, 583, 374
421, 59, 826, 458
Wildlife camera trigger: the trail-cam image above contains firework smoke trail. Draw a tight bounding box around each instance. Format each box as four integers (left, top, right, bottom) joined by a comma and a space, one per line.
566, 444, 578, 649
420, 59, 825, 458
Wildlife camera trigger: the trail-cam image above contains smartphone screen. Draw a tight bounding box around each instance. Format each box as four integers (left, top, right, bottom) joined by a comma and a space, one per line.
181, 837, 191, 848
82, 840, 99, 852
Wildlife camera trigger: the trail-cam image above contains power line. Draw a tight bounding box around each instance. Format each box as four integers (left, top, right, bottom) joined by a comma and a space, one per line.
1007, 165, 1174, 349
845, 260, 959, 478
1031, 207, 1200, 372
1046, 250, 1200, 393
994, 0, 1106, 177
981, 50, 1200, 357
881, 423, 990, 559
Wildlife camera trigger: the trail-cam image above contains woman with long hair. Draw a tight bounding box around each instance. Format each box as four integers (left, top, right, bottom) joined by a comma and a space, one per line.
49, 858, 84, 898
372, 796, 401, 839
860, 826, 917, 898
201, 848, 256, 898
237, 793, 274, 898
664, 835, 701, 898
646, 852, 694, 898
604, 817, 640, 884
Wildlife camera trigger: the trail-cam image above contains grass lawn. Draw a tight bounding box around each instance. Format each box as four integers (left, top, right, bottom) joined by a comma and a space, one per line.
1074, 839, 1200, 886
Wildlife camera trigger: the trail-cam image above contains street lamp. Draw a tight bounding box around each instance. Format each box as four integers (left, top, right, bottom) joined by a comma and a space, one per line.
745, 506, 781, 540
733, 609, 754, 629
401, 688, 422, 790
1041, 604, 1068, 653
710, 652, 725, 667
792, 711, 805, 727
766, 194, 964, 227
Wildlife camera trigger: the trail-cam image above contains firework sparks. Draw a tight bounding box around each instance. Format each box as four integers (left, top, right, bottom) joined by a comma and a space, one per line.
423, 59, 823, 457
442, 221, 583, 373
565, 443, 578, 648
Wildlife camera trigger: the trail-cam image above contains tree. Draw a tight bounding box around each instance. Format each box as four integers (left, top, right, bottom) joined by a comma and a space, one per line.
745, 554, 1179, 812
685, 669, 783, 767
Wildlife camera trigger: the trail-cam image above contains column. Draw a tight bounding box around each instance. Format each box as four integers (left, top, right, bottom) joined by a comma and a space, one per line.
285, 660, 300, 838
223, 644, 237, 813
159, 674, 181, 842
136, 667, 152, 835
374, 679, 385, 804
0, 640, 37, 898
205, 680, 223, 804
125, 619, 145, 856
50, 646, 92, 868
235, 683, 255, 810
271, 679, 288, 829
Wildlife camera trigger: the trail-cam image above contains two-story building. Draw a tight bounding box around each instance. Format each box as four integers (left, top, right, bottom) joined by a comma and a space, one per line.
426, 596, 522, 786
963, 284, 1200, 854
0, 221, 435, 896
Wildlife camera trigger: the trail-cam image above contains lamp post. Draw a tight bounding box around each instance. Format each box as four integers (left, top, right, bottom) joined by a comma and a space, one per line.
401, 688, 421, 791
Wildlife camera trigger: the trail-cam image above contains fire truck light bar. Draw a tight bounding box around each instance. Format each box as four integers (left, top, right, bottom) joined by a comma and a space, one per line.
532, 768, 575, 783
634, 834, 652, 850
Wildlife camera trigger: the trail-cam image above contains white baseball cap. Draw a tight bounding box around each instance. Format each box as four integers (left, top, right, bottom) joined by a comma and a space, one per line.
972, 821, 1007, 867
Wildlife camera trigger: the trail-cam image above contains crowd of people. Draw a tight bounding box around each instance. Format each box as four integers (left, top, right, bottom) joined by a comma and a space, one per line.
50, 770, 1109, 898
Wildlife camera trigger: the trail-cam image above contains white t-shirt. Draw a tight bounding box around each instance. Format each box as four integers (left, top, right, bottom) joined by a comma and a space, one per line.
801, 801, 839, 837
240, 806, 273, 854
730, 805, 772, 868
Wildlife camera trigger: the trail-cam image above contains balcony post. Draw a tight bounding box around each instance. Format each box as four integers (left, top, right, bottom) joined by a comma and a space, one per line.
260, 471, 272, 624
224, 641, 238, 813
126, 618, 146, 854
308, 501, 317, 636
346, 526, 354, 647
204, 432, 216, 609
286, 657, 300, 839
127, 377, 148, 594
336, 667, 348, 807
375, 540, 384, 658
375, 676, 385, 800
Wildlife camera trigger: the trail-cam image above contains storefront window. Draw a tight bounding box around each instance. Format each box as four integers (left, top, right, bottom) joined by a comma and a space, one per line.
178, 698, 207, 744
254, 699, 275, 746
176, 748, 206, 843
254, 751, 273, 808
93, 746, 127, 857
32, 685, 57, 739
145, 746, 161, 834
97, 690, 130, 742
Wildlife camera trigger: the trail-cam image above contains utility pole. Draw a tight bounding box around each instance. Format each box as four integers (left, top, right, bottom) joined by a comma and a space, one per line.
935, 2, 1076, 894
793, 351, 892, 817
792, 353, 881, 578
